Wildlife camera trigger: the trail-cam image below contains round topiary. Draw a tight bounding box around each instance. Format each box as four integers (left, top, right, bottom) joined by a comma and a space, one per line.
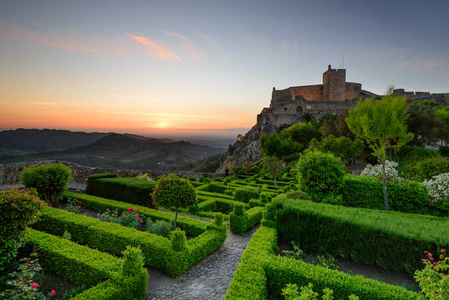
296, 150, 345, 203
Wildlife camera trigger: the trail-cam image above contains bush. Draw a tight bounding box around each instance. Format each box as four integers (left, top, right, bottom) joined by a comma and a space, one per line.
148, 220, 172, 238
86, 176, 156, 207
423, 173, 449, 203
20, 163, 72, 204
85, 173, 117, 194
0, 188, 46, 271
360, 160, 403, 182
395, 146, 440, 179
197, 182, 228, 194
170, 229, 187, 251
408, 157, 449, 181
285, 190, 312, 201
233, 186, 260, 203
296, 151, 345, 203
439, 146, 449, 157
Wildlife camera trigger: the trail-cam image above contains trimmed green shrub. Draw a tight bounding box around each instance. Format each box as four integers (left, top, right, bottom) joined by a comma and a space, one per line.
213, 212, 224, 226
86, 176, 156, 207
233, 186, 260, 203
20, 163, 72, 204
230, 204, 263, 235
197, 182, 228, 194
0, 188, 46, 272
296, 150, 345, 204
197, 190, 234, 200
249, 199, 264, 208
342, 174, 448, 216
148, 220, 172, 238
224, 226, 277, 299
152, 174, 197, 230
267, 195, 449, 274
408, 157, 449, 181
170, 229, 187, 251
285, 190, 312, 201
86, 173, 117, 194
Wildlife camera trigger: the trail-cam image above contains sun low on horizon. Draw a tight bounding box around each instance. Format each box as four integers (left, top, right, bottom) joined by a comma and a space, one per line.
1, 0, 448, 138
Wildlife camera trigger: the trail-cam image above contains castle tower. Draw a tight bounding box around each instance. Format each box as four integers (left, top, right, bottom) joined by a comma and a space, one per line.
323, 64, 346, 101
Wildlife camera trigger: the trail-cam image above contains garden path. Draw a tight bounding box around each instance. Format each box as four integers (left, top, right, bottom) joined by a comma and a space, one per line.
145, 224, 259, 300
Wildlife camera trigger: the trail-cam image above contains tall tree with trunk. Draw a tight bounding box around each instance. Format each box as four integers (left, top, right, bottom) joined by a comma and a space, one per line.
263, 156, 285, 190
346, 95, 413, 210
151, 174, 197, 230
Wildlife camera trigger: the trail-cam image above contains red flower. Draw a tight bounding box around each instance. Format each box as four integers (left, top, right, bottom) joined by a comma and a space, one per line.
442, 249, 446, 253
32, 283, 39, 288
139, 218, 142, 222
51, 290, 56, 296
77, 201, 82, 205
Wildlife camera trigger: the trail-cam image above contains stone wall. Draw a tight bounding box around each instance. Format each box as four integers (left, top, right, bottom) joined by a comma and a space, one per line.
0, 160, 224, 185
323, 66, 346, 101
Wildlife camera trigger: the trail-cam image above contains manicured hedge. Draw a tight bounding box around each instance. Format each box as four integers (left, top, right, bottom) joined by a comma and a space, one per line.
86, 175, 156, 207
33, 205, 227, 277
233, 186, 261, 203
85, 173, 117, 194
66, 192, 206, 236
224, 226, 277, 300
28, 229, 148, 300
197, 190, 234, 200
267, 195, 449, 273
197, 182, 229, 194
225, 226, 420, 300
229, 205, 264, 235
342, 174, 449, 216
265, 254, 420, 299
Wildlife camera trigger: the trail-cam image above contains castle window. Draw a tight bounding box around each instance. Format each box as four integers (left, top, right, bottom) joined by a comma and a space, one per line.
284, 107, 288, 111
296, 106, 303, 113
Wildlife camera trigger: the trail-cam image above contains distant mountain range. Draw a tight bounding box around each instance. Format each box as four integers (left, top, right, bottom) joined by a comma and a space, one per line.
0, 129, 226, 170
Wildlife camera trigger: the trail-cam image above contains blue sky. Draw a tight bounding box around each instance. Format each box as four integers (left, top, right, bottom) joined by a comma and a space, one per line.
1, 0, 448, 137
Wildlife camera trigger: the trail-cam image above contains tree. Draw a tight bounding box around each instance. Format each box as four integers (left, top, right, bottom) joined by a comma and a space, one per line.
279, 122, 321, 148
346, 95, 414, 210
260, 132, 302, 160
436, 106, 449, 144
406, 101, 444, 147
263, 156, 285, 190
309, 134, 364, 162
151, 174, 197, 230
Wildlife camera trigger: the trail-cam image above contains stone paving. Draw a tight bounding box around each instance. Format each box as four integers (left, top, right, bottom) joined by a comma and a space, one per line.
145, 224, 259, 300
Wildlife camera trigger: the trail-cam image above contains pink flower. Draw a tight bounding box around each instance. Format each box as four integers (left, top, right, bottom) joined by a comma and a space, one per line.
32, 283, 39, 288
106, 209, 109, 211
144, 209, 146, 211
121, 214, 125, 216
139, 218, 142, 222
97, 214, 100, 216
114, 211, 117, 214
51, 290, 56, 296
138, 208, 140, 211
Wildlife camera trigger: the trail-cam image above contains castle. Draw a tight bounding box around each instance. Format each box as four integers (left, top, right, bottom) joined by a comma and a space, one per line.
257, 65, 449, 127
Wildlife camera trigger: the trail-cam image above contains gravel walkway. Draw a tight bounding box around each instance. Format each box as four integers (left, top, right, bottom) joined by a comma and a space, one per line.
146, 225, 259, 300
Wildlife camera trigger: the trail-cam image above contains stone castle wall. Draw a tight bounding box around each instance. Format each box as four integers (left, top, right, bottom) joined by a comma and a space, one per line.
323, 67, 346, 101
0, 160, 223, 185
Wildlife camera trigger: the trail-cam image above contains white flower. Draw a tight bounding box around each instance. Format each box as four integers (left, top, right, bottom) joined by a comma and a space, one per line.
423, 173, 449, 203
360, 160, 403, 182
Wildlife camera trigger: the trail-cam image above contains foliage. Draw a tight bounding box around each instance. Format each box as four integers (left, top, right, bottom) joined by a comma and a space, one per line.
230, 204, 263, 235
0, 188, 46, 272
170, 229, 187, 251
296, 150, 345, 204
20, 163, 72, 204
414, 249, 449, 300
260, 132, 303, 160
148, 219, 172, 238
282, 242, 306, 260
213, 212, 224, 226
268, 195, 449, 274
439, 146, 449, 157
152, 174, 197, 230
309, 135, 363, 161
262, 156, 285, 190
279, 122, 321, 149
86, 176, 156, 207
423, 173, 449, 203
285, 190, 312, 201
135, 172, 153, 181
64, 197, 82, 214
316, 254, 338, 271
395, 146, 440, 179
360, 160, 403, 182
406, 101, 445, 146
346, 95, 414, 210
436, 105, 449, 143
282, 283, 358, 300
342, 174, 448, 216
97, 207, 146, 230
233, 186, 260, 203
408, 157, 449, 181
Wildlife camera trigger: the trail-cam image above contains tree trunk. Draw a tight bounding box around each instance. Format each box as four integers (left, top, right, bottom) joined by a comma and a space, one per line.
274, 177, 279, 190
382, 147, 389, 211
174, 207, 178, 231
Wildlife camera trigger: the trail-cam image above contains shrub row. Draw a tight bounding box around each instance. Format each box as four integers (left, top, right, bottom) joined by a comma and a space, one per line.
27, 229, 148, 300
191, 197, 248, 215
224, 226, 277, 299
33, 206, 226, 277
196, 182, 229, 194
229, 204, 264, 235
342, 174, 449, 216
232, 186, 261, 203
224, 226, 420, 300
86, 174, 156, 207
66, 192, 206, 236
266, 195, 449, 273
265, 251, 420, 299
197, 190, 234, 200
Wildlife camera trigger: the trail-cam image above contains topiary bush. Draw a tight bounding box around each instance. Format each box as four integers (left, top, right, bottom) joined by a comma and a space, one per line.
170, 229, 187, 252
296, 150, 345, 204
152, 174, 197, 230
0, 188, 46, 272
233, 186, 261, 203
20, 163, 72, 204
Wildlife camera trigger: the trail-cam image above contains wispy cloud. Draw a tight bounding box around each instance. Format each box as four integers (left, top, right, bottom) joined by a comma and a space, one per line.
162, 30, 187, 39
396, 60, 410, 70
129, 33, 181, 62
200, 33, 229, 63
32, 102, 78, 106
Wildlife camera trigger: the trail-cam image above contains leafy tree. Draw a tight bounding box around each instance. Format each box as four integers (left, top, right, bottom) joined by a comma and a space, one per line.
20, 163, 72, 205
296, 150, 345, 204
309, 134, 364, 162
279, 122, 321, 148
262, 156, 285, 190
151, 174, 197, 230
406, 101, 444, 147
436, 106, 449, 144
260, 132, 302, 160
346, 95, 414, 210
320, 110, 356, 139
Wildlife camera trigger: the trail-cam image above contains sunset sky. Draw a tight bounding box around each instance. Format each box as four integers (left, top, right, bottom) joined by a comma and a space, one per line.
1, 0, 448, 138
